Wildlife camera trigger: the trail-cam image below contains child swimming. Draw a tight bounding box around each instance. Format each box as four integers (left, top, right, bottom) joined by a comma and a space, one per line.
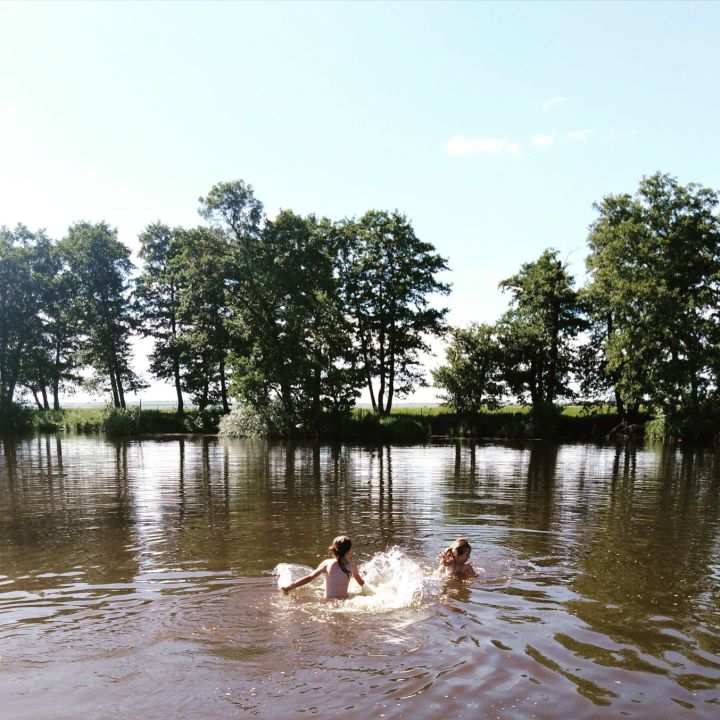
437, 537, 477, 579
281, 535, 365, 599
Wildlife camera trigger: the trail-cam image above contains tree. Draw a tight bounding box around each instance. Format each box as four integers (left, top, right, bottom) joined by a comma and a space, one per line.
584, 172, 720, 427
135, 223, 188, 414
337, 210, 450, 415
432, 323, 506, 413
175, 226, 233, 412
199, 181, 361, 427
0, 225, 46, 407
196, 179, 263, 413
497, 249, 586, 420
227, 210, 359, 424
1, 226, 85, 411
61, 222, 144, 408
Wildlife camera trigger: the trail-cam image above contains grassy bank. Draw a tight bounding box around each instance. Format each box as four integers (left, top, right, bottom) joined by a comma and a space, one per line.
5, 404, 644, 442
347, 406, 643, 443
27, 406, 221, 435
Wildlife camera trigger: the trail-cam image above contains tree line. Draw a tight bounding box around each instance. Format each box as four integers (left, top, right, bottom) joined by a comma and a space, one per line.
2, 172, 720, 440
0, 180, 449, 431
433, 172, 720, 440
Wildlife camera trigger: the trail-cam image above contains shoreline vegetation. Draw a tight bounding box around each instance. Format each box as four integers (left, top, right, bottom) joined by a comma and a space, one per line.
7, 404, 654, 444
3, 173, 720, 444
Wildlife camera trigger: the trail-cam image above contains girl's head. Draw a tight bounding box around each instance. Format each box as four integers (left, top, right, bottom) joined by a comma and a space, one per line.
447, 538, 472, 563
330, 535, 353, 576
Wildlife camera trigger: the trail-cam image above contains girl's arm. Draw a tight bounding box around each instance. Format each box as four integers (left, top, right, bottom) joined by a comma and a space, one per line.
282, 561, 327, 592
351, 564, 365, 588
437, 548, 454, 569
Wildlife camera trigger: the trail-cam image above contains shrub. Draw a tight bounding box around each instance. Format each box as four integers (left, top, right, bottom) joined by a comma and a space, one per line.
218, 402, 291, 438
0, 402, 33, 434
379, 415, 430, 443
102, 405, 139, 436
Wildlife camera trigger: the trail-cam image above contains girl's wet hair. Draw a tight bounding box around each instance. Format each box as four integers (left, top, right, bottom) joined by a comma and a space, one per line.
330, 535, 352, 577
446, 537, 471, 557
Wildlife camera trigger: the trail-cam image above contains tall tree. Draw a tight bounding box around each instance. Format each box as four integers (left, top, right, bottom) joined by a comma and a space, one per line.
584, 172, 720, 424
197, 180, 263, 413
337, 210, 450, 415
229, 210, 360, 425
61, 222, 143, 408
498, 249, 586, 420
0, 225, 47, 407
432, 323, 506, 413
175, 226, 232, 412
36, 238, 85, 409
135, 223, 187, 414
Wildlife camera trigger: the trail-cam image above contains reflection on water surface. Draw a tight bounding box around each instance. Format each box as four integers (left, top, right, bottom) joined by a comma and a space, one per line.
1, 436, 719, 719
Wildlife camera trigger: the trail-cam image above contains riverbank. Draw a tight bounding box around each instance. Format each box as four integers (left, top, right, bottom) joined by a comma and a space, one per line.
4, 404, 645, 443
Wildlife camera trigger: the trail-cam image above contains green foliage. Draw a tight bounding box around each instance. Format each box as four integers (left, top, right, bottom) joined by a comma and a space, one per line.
645, 410, 720, 444
378, 414, 430, 443
101, 405, 138, 436
61, 222, 145, 407
218, 402, 293, 438
135, 223, 187, 413
0, 226, 53, 407
337, 210, 450, 415
0, 402, 33, 434
585, 173, 720, 422
497, 249, 586, 420
432, 323, 506, 413
8, 171, 720, 445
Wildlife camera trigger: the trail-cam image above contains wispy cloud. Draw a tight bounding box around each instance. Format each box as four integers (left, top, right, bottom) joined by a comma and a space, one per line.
443, 128, 594, 158
531, 133, 556, 149
443, 134, 522, 156
543, 96, 567, 110
567, 129, 592, 142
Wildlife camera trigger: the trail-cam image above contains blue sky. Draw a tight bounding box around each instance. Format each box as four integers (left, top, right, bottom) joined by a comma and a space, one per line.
2, 1, 719, 403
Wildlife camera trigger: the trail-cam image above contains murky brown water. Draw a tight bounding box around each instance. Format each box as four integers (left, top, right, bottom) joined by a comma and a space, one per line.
1, 436, 719, 719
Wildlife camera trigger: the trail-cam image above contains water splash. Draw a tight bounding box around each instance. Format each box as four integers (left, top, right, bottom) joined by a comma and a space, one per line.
273, 547, 442, 613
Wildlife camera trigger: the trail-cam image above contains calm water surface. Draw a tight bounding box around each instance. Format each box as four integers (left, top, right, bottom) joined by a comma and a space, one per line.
1, 436, 719, 719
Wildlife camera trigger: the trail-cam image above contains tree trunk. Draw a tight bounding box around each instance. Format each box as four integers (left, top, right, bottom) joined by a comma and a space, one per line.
614, 388, 625, 418
52, 342, 62, 410
311, 363, 321, 423
173, 357, 184, 415
41, 385, 50, 410
547, 303, 560, 406
117, 375, 126, 409
219, 358, 229, 413
386, 349, 395, 415
32, 388, 44, 410
366, 374, 377, 413
175, 375, 184, 415
109, 367, 120, 408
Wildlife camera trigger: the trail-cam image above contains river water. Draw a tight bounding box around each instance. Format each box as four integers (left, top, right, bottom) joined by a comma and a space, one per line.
1, 436, 719, 719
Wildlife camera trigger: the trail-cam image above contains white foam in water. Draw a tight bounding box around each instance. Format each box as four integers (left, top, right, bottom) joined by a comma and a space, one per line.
273, 547, 441, 613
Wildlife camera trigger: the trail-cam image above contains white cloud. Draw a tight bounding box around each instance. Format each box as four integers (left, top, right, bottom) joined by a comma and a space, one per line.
443, 126, 593, 158
531, 133, 556, 149
443, 134, 522, 156
543, 96, 567, 110
567, 129, 592, 142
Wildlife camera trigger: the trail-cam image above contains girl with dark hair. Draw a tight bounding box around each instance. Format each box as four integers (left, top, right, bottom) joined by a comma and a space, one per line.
281, 535, 365, 599
437, 537, 476, 578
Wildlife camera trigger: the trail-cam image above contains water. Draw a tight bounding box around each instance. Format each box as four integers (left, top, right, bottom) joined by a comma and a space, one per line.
1, 436, 719, 719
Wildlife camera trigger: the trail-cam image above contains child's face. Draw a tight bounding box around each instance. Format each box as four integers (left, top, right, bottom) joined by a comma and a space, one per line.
454, 549, 470, 565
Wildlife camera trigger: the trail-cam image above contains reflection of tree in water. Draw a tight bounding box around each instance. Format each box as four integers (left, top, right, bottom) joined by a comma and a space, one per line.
0, 436, 139, 589
441, 441, 566, 561
154, 439, 424, 574
569, 444, 720, 661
